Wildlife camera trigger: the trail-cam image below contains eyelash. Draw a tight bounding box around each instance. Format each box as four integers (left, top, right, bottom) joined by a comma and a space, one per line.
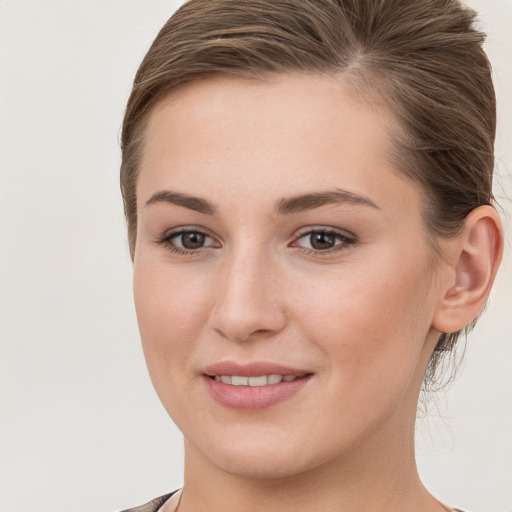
154, 226, 357, 256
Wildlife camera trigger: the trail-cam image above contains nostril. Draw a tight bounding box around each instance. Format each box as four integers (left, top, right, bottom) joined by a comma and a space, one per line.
253, 329, 271, 336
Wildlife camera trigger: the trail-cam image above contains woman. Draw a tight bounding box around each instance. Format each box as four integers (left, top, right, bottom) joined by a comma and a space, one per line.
119, 1, 504, 511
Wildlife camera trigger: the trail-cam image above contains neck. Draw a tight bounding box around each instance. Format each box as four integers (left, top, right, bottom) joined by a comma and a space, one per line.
177, 416, 446, 512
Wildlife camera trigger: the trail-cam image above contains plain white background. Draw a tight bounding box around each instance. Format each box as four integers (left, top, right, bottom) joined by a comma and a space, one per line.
0, 1, 510, 511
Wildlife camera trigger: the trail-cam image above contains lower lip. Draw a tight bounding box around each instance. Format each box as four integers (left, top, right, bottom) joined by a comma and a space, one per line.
204, 375, 312, 411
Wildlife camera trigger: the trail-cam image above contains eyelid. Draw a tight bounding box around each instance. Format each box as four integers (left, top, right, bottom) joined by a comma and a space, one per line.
159, 225, 211, 240
293, 225, 356, 240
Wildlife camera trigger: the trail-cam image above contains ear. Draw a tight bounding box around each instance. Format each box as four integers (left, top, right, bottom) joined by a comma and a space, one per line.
432, 205, 504, 334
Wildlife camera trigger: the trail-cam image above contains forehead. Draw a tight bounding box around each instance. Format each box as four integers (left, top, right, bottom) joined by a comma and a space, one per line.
137, 73, 419, 219
144, 73, 391, 148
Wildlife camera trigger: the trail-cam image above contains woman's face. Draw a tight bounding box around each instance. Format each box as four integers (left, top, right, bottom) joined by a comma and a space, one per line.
134, 74, 444, 479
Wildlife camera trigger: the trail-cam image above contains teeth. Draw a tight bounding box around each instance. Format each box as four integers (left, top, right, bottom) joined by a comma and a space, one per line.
213, 374, 298, 386
267, 374, 283, 384
248, 376, 267, 387
232, 376, 248, 386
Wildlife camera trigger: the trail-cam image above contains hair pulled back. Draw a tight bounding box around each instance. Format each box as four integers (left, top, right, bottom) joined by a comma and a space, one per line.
120, 0, 496, 387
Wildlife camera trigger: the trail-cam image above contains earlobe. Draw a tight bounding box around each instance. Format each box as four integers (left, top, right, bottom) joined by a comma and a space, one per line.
432, 205, 504, 334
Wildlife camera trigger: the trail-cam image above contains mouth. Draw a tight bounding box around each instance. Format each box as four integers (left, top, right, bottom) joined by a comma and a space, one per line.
207, 374, 307, 386
202, 362, 313, 410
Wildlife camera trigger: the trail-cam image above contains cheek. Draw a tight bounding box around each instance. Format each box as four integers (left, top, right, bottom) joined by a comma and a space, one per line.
133, 260, 212, 377
290, 267, 435, 441
290, 254, 435, 378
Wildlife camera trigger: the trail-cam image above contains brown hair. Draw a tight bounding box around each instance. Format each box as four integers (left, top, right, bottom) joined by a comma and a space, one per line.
120, 0, 496, 386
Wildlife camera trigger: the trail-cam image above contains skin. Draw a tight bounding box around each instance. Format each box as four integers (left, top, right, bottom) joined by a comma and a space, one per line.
132, 74, 502, 512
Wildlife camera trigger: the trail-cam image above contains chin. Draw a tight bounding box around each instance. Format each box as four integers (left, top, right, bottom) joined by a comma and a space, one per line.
189, 431, 329, 481
212, 451, 313, 480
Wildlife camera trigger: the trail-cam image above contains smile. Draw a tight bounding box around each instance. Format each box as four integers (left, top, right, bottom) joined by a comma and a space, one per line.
204, 372, 312, 410
211, 375, 300, 386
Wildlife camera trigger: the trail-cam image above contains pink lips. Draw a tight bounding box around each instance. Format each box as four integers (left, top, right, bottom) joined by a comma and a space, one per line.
202, 361, 312, 411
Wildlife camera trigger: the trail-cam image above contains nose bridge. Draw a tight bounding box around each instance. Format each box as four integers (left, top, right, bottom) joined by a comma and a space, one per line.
209, 239, 286, 342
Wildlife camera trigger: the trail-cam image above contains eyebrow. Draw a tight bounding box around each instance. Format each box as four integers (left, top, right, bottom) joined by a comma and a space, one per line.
145, 190, 216, 214
144, 188, 379, 215
275, 189, 380, 214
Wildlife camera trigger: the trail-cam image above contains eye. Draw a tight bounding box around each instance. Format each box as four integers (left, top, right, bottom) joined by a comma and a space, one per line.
174, 231, 208, 249
291, 228, 356, 254
155, 227, 220, 254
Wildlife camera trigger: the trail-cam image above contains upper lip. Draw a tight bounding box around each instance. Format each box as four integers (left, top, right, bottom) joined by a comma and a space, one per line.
202, 361, 311, 377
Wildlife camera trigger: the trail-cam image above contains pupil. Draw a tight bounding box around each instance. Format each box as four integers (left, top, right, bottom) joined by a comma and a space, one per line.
182, 232, 205, 249
311, 232, 335, 250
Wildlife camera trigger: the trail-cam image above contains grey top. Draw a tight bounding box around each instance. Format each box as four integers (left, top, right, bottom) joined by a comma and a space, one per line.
120, 492, 176, 512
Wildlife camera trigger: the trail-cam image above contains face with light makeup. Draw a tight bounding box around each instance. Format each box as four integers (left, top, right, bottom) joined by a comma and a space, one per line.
132, 73, 454, 479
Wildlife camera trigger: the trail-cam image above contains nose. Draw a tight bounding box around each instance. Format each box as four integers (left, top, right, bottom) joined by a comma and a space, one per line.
208, 246, 288, 343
